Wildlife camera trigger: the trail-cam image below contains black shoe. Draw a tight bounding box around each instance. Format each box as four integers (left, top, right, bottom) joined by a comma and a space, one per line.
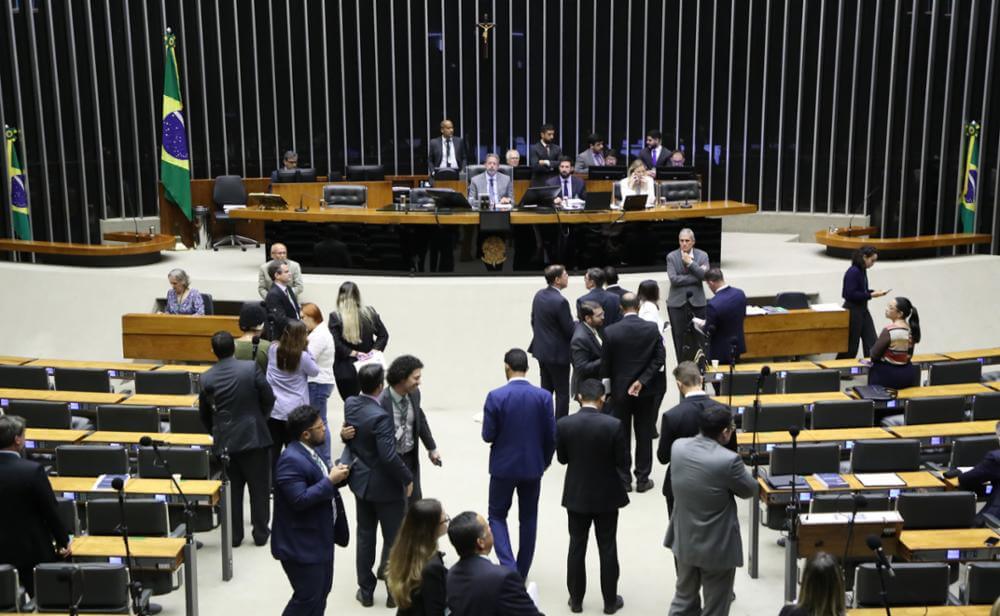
604, 595, 624, 614
195, 540, 204, 550
386, 593, 396, 609
253, 532, 270, 546
568, 598, 583, 613
355, 589, 373, 608
147, 603, 164, 615
232, 538, 243, 548
625, 483, 633, 492
777, 537, 786, 547
636, 479, 655, 493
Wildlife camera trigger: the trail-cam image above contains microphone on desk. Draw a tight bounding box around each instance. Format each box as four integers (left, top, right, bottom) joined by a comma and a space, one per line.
788, 425, 800, 439
756, 365, 771, 389
111, 477, 125, 492
866, 535, 896, 577
139, 435, 167, 449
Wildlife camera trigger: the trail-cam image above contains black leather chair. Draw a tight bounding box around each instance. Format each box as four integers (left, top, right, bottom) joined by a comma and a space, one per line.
928, 360, 982, 385
137, 446, 212, 480
810, 399, 875, 429
52, 368, 111, 393
783, 369, 841, 393
322, 184, 367, 208
95, 405, 160, 433
55, 497, 80, 536
6, 400, 72, 429
200, 292, 215, 315
465, 164, 486, 179
85, 499, 181, 537
774, 292, 810, 310
903, 395, 966, 425
896, 491, 976, 529
0, 365, 49, 389
850, 439, 921, 473
810, 492, 891, 513
0, 564, 19, 612
714, 371, 778, 396
963, 562, 1000, 604
135, 371, 192, 395
431, 168, 459, 180
972, 392, 1000, 420
33, 563, 137, 613
211, 175, 258, 250
345, 164, 384, 180
168, 407, 208, 434
853, 562, 950, 607
657, 180, 701, 202
742, 404, 807, 433
55, 445, 129, 477
769, 443, 840, 475
949, 435, 999, 467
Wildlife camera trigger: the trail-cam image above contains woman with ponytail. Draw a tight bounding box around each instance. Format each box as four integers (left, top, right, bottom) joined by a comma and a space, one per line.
867, 296, 921, 390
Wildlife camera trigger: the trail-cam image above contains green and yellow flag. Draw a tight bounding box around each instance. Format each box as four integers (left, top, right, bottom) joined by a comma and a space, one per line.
959, 122, 980, 233
5, 126, 32, 240
160, 29, 192, 220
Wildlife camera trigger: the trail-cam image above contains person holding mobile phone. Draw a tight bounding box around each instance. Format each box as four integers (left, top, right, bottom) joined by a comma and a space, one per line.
837, 246, 890, 360
868, 296, 921, 393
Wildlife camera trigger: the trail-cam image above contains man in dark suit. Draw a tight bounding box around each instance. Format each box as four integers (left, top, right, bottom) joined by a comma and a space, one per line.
637, 129, 670, 178
483, 349, 556, 581
547, 157, 587, 204
0, 415, 71, 599
576, 267, 622, 326
603, 266, 630, 299
557, 380, 628, 614
427, 118, 466, 173
272, 405, 351, 616
446, 511, 542, 616
528, 264, 575, 419
657, 361, 737, 515
954, 421, 1000, 526
601, 293, 666, 493
377, 354, 441, 503
699, 268, 747, 365
264, 260, 301, 339
530, 123, 561, 185
200, 331, 276, 547
340, 364, 414, 608
570, 301, 604, 398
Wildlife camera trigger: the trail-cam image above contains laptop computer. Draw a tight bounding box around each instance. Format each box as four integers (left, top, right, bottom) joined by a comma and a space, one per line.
584, 192, 612, 211
621, 194, 648, 211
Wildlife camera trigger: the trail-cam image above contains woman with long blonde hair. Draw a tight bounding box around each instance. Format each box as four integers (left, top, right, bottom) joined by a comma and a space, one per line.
328, 281, 389, 400
386, 499, 449, 615
779, 552, 846, 616
617, 159, 657, 207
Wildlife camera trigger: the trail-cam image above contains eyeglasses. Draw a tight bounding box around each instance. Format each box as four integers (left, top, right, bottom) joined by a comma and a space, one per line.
308, 422, 326, 433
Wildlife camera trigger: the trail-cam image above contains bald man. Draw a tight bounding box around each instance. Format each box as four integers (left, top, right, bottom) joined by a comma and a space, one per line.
258, 243, 304, 299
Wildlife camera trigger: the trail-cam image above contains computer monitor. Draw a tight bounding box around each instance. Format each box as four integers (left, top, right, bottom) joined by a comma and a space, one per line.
584, 192, 612, 210
425, 188, 472, 210
587, 166, 626, 180
297, 168, 316, 182
518, 185, 561, 208
275, 168, 298, 183
657, 166, 698, 180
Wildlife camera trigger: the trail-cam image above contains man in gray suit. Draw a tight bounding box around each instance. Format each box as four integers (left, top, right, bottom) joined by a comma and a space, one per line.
258, 243, 304, 299
665, 405, 755, 616
199, 331, 276, 547
468, 153, 514, 208
574, 133, 607, 172
666, 228, 710, 361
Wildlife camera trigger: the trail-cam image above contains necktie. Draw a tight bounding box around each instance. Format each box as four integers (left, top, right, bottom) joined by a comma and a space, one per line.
594, 152, 604, 166
488, 177, 496, 204
445, 139, 452, 167
563, 179, 570, 198
287, 288, 299, 317
397, 395, 409, 422
304, 443, 328, 475
652, 147, 658, 166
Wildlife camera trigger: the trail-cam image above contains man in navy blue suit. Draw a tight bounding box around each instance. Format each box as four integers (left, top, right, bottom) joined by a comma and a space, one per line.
271, 405, 351, 616
482, 348, 557, 582
576, 267, 622, 326
446, 511, 543, 616
699, 268, 747, 365
528, 264, 575, 419
546, 157, 587, 204
954, 421, 1000, 527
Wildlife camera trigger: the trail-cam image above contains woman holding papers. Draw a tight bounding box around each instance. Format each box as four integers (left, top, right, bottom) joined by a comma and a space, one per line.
867, 296, 921, 391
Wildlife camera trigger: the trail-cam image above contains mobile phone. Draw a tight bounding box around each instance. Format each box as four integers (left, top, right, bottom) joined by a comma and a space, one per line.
985, 536, 999, 547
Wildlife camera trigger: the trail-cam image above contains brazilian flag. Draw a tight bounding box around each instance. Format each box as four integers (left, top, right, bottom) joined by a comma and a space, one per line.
5, 126, 32, 240
160, 29, 192, 220
959, 122, 980, 234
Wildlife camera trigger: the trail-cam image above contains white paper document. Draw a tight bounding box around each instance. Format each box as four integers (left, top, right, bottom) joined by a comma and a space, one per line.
854, 472, 905, 487
810, 303, 846, 312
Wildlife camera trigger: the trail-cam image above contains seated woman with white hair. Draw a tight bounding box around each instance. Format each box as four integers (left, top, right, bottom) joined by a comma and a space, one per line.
164, 268, 205, 315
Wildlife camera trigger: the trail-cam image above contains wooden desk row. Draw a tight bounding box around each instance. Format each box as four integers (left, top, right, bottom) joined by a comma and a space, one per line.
741, 420, 999, 452
0, 387, 198, 408
25, 428, 212, 449
849, 608, 991, 615
727, 383, 995, 412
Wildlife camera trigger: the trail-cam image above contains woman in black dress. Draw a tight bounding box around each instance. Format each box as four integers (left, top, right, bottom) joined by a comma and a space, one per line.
386, 499, 449, 616
327, 281, 389, 401
836, 246, 889, 359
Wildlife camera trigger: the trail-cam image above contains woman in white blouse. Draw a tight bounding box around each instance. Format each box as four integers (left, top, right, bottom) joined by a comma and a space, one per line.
301, 302, 337, 465
617, 159, 657, 207
637, 279, 669, 413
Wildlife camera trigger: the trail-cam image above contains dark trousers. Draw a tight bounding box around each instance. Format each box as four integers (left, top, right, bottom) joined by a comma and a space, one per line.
229, 447, 271, 545
667, 305, 706, 361
567, 510, 620, 607
400, 449, 422, 504
837, 303, 877, 359
538, 361, 570, 419
280, 558, 333, 616
613, 393, 655, 482
488, 475, 541, 581
267, 418, 291, 472
355, 497, 406, 595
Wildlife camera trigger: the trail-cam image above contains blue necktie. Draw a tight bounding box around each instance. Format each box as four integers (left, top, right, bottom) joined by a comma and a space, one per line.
563, 179, 570, 198
488, 177, 496, 204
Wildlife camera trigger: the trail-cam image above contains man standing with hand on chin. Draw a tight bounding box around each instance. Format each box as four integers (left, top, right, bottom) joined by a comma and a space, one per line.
666, 228, 710, 361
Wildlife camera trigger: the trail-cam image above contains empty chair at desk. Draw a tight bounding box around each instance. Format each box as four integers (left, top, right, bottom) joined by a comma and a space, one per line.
431, 168, 459, 180
811, 399, 875, 429
0, 364, 49, 389
199, 292, 215, 316
56, 445, 129, 476
853, 562, 950, 607
211, 175, 258, 250
896, 491, 976, 529
135, 371, 192, 395
33, 563, 135, 613
86, 499, 179, 537
809, 493, 891, 513
783, 369, 841, 394
322, 184, 367, 208
928, 360, 982, 385
769, 443, 840, 476
972, 392, 1000, 420
658, 180, 701, 203
903, 395, 967, 425
54, 497, 80, 536
168, 407, 207, 434
774, 291, 810, 310
95, 405, 160, 433
962, 562, 1000, 605
950, 435, 999, 468
742, 403, 806, 433
6, 400, 72, 429
715, 371, 778, 396
850, 438, 922, 473
52, 367, 111, 393
0, 564, 18, 612
137, 446, 212, 480
345, 164, 384, 181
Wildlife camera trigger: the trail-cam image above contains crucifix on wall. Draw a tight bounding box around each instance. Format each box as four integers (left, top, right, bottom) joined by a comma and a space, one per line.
477, 13, 494, 60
